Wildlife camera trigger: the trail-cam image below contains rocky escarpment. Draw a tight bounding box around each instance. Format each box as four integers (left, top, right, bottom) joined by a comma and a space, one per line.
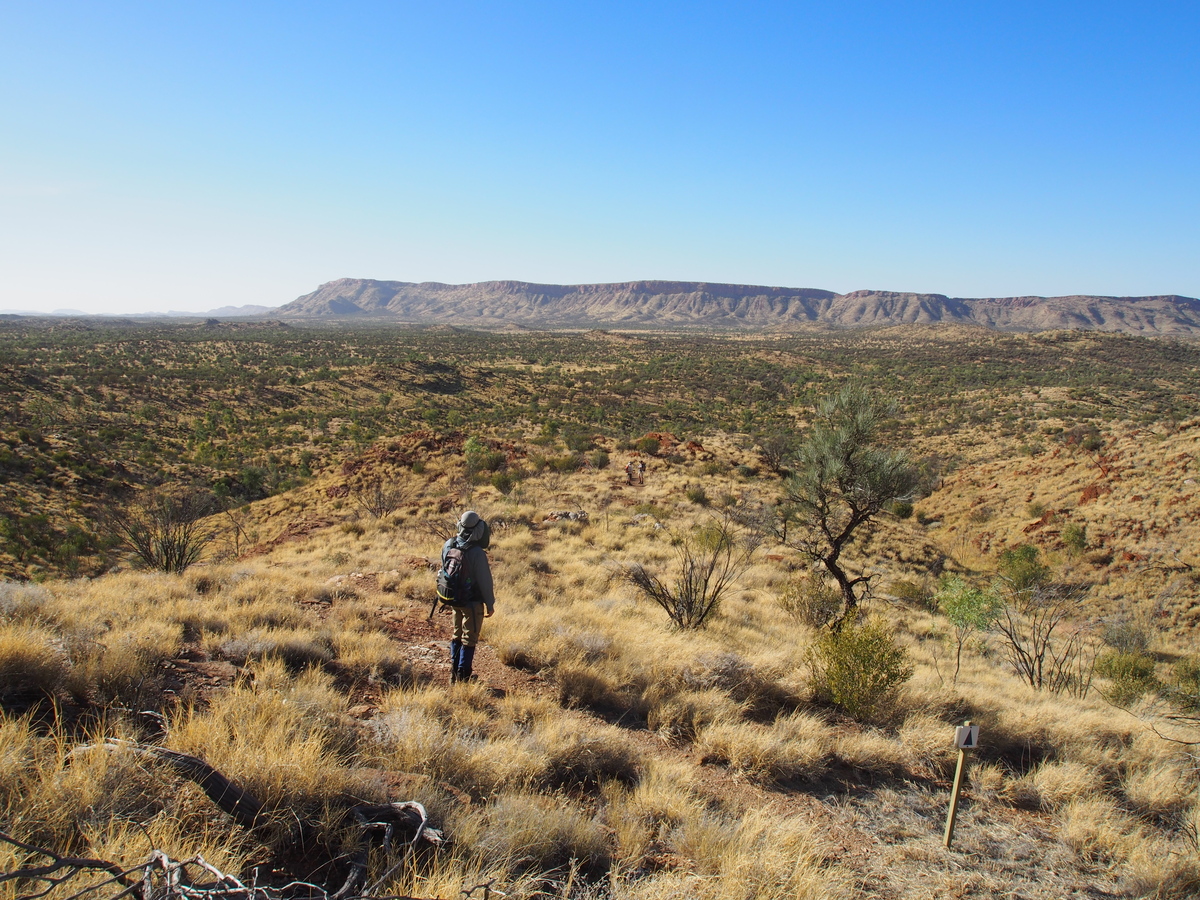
273, 278, 1200, 335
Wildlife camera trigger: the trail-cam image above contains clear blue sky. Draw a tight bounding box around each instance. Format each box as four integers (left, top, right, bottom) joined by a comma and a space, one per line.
2, 1, 1197, 313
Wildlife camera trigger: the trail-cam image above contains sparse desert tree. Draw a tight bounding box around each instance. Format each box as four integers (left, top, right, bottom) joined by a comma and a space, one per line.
350, 475, 413, 519
757, 431, 800, 476
990, 544, 1094, 694
935, 575, 1002, 683
109, 490, 217, 574
781, 384, 918, 628
617, 511, 760, 629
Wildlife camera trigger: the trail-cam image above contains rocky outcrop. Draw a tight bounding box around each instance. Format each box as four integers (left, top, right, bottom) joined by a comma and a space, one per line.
272, 278, 1200, 335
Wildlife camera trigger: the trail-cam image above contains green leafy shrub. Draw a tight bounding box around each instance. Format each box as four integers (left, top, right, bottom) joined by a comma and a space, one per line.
806, 617, 913, 720
491, 471, 518, 495
935, 575, 1001, 682
1095, 649, 1159, 706
634, 436, 661, 456
890, 578, 934, 609
1062, 522, 1088, 557
1167, 657, 1200, 713
685, 484, 710, 506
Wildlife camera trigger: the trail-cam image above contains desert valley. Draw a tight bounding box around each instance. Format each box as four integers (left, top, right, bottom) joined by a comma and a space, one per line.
2, 300, 1200, 900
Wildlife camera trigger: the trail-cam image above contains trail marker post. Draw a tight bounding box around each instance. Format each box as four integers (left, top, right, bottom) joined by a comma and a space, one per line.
944, 719, 978, 849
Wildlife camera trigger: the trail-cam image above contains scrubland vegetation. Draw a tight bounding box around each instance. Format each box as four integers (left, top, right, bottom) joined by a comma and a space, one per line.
2, 320, 1200, 898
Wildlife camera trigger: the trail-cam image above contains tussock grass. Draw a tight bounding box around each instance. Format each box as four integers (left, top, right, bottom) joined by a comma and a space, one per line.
5, 411, 1200, 898
697, 711, 830, 784
0, 623, 67, 698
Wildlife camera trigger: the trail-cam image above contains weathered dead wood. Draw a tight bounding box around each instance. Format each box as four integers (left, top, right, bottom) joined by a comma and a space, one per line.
0, 830, 138, 900
75, 742, 266, 829
65, 741, 444, 898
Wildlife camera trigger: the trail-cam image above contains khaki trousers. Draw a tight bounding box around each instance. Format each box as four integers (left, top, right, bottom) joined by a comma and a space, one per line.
453, 602, 485, 647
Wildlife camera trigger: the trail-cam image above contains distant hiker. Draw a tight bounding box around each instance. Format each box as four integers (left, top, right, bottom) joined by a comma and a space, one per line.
441, 510, 497, 683
637, 459, 646, 484
625, 460, 635, 484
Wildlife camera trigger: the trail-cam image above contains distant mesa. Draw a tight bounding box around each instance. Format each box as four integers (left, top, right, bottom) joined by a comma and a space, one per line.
271, 278, 1200, 336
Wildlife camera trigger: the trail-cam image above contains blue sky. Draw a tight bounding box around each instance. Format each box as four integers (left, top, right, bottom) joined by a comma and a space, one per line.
2, 1, 1197, 313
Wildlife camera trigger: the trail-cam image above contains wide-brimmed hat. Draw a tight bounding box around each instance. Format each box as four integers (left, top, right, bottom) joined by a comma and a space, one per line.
457, 510, 491, 548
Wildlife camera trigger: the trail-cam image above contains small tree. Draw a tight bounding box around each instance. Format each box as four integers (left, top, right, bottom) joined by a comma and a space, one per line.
935, 575, 1001, 683
782, 384, 918, 628
350, 475, 413, 519
110, 490, 217, 574
990, 545, 1093, 693
616, 512, 759, 629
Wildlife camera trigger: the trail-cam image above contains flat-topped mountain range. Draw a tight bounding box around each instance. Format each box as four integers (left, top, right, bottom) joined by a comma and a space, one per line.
275, 278, 1200, 335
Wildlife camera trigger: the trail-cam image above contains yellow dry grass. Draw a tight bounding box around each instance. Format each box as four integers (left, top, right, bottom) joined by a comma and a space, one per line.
3, 419, 1200, 899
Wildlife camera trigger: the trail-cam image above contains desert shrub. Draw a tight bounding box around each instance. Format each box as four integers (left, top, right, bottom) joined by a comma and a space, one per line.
107, 489, 217, 574
778, 575, 842, 628
490, 471, 517, 495
548, 452, 583, 473
1166, 656, 1200, 713
888, 499, 914, 519
634, 436, 661, 456
1062, 522, 1088, 557
806, 617, 913, 721
1102, 618, 1152, 655
1095, 650, 1159, 706
935, 575, 1001, 683
685, 484, 710, 506
590, 449, 609, 469
349, 476, 412, 519
463, 436, 506, 477
890, 577, 934, 609
616, 513, 758, 629
991, 545, 1093, 694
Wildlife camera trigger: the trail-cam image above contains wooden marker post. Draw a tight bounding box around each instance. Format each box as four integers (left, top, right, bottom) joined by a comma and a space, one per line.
944, 719, 979, 849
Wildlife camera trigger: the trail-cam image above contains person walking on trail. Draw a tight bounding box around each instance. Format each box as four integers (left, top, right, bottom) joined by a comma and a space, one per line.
625, 460, 635, 484
442, 510, 496, 683
637, 459, 646, 484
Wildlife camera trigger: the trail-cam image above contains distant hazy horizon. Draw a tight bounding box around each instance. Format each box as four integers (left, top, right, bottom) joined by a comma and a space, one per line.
3, 3, 1197, 316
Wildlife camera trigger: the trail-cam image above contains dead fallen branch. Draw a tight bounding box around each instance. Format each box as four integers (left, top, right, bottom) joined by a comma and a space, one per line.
0, 830, 137, 900
1, 832, 487, 900
58, 742, 444, 898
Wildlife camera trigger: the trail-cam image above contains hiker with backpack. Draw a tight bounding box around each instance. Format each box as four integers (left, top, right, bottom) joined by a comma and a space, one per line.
438, 510, 496, 683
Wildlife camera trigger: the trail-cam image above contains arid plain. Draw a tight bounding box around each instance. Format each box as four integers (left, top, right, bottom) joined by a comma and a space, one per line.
2, 319, 1199, 899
